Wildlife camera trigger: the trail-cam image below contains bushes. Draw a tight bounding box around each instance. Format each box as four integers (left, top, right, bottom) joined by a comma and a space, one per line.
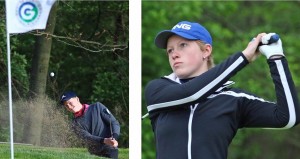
0, 96, 83, 147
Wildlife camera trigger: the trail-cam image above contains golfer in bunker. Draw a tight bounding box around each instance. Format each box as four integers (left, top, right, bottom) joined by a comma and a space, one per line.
144, 21, 300, 159
61, 91, 120, 159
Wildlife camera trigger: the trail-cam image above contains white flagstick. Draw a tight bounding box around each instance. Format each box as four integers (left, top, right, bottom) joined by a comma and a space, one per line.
4, 1, 56, 158
6, 30, 14, 159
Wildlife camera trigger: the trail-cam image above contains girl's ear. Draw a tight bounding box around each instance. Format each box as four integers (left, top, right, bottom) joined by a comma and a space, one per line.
203, 44, 212, 58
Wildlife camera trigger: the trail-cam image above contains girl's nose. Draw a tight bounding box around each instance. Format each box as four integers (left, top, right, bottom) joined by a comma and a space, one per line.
171, 50, 180, 60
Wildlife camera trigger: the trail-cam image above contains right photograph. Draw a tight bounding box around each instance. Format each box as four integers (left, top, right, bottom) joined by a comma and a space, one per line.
142, 1, 300, 159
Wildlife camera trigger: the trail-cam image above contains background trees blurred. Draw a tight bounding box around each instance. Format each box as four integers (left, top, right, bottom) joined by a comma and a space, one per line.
0, 1, 128, 148
142, 1, 300, 159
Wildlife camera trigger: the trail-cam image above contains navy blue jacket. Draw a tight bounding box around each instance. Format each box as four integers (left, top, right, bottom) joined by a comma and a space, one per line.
72, 102, 120, 151
145, 52, 300, 159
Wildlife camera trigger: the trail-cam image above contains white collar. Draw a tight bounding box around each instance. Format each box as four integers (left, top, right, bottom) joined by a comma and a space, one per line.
164, 72, 235, 91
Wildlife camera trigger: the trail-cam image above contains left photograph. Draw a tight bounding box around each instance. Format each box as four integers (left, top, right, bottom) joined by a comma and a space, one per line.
0, 1, 128, 159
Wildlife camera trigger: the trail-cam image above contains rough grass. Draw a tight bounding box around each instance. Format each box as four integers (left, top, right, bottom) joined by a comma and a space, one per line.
0, 143, 129, 159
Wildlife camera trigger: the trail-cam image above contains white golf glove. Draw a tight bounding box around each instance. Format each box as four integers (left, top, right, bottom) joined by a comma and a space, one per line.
259, 33, 284, 59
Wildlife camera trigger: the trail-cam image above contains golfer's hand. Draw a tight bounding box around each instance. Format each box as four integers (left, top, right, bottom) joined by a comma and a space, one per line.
242, 33, 266, 62
259, 33, 284, 59
104, 138, 118, 148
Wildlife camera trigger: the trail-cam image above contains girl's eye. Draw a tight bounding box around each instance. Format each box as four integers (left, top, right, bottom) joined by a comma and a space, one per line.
179, 42, 188, 48
167, 49, 173, 54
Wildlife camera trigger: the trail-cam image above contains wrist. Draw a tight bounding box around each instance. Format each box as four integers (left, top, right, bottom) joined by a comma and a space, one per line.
113, 133, 119, 140
269, 55, 283, 59
242, 51, 257, 63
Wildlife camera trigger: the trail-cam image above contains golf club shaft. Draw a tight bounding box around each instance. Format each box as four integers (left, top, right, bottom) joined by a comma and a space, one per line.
109, 116, 113, 139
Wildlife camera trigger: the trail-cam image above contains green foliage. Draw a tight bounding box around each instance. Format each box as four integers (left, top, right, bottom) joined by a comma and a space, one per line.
0, 3, 30, 97
0, 1, 128, 148
142, 1, 300, 159
0, 127, 9, 142
91, 56, 129, 146
0, 51, 30, 94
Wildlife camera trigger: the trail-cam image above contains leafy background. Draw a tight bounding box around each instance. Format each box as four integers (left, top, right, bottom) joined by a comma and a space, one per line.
142, 1, 300, 159
0, 1, 129, 148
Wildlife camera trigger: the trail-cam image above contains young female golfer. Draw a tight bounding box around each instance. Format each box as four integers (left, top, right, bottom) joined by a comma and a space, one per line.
144, 21, 300, 159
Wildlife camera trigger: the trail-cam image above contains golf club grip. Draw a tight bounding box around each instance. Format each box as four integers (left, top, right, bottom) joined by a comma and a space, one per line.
258, 34, 280, 46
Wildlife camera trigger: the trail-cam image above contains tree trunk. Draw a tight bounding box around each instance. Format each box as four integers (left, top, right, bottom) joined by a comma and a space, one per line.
23, 2, 58, 145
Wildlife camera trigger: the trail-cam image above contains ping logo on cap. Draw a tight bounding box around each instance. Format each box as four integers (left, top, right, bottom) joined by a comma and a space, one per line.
154, 21, 213, 49
61, 95, 66, 100
172, 23, 191, 30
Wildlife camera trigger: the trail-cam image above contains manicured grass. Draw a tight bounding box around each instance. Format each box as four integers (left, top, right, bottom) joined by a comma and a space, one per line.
0, 143, 128, 159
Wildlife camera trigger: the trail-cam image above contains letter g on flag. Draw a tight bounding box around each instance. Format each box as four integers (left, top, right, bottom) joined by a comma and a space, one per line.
5, 0, 56, 34
18, 1, 41, 24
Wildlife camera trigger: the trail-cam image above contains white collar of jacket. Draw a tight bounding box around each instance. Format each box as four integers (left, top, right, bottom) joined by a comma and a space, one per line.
164, 72, 181, 83
164, 72, 235, 91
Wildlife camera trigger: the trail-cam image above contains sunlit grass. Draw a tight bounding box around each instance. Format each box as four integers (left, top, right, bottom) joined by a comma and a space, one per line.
0, 143, 129, 159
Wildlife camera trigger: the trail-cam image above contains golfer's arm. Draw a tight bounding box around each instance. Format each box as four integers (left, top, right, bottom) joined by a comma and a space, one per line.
72, 122, 104, 144
241, 57, 300, 128
268, 57, 300, 128
99, 104, 121, 139
145, 52, 248, 113
111, 116, 121, 139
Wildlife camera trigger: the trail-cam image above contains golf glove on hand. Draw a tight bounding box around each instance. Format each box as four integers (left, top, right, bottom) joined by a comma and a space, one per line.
259, 33, 284, 59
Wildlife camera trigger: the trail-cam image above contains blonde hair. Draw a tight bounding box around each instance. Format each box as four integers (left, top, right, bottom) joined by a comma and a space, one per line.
196, 40, 215, 69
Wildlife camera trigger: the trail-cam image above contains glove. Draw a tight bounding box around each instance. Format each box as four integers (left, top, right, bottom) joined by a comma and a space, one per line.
259, 33, 284, 59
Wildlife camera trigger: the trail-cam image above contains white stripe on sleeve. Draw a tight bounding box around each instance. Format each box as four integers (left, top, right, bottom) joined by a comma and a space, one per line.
275, 60, 296, 129
147, 56, 245, 112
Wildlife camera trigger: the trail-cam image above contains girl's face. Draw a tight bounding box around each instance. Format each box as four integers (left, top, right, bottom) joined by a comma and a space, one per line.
63, 97, 82, 113
166, 35, 211, 79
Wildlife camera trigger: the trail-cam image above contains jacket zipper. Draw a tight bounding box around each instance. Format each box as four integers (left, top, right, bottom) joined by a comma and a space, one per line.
188, 104, 198, 159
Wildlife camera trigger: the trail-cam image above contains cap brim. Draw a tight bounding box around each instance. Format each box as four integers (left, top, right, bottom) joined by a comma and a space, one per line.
155, 30, 199, 49
155, 31, 175, 49
60, 97, 73, 105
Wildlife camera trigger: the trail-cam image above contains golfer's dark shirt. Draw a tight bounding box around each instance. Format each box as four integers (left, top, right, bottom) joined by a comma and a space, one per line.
72, 102, 120, 145
145, 52, 300, 159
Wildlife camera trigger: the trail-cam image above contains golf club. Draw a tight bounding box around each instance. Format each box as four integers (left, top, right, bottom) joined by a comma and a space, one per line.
104, 108, 114, 139
258, 33, 279, 46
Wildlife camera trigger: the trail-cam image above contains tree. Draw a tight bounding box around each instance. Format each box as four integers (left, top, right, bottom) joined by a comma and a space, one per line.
0, 1, 129, 148
22, 2, 58, 145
